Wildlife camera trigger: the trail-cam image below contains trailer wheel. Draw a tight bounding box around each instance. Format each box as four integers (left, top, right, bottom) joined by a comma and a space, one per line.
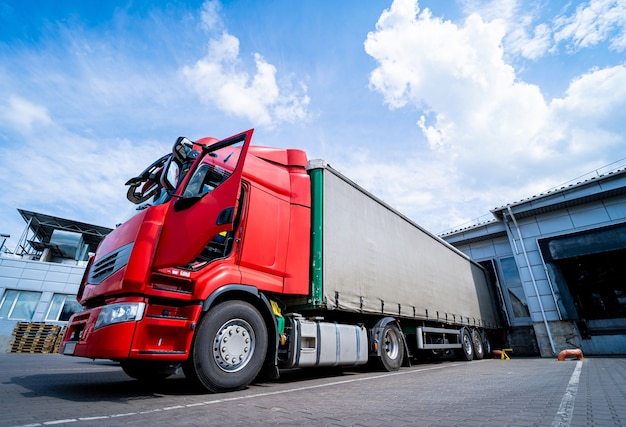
471, 329, 484, 360
186, 300, 267, 393
481, 330, 492, 358
377, 323, 404, 371
458, 328, 474, 361
121, 360, 178, 382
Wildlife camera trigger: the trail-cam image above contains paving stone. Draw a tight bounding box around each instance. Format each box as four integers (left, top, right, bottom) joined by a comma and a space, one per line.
1, 354, 625, 426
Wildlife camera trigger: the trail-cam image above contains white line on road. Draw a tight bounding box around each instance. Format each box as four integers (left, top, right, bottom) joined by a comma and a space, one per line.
11, 362, 468, 427
552, 360, 583, 427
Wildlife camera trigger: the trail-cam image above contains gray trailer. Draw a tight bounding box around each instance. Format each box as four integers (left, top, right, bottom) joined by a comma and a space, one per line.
280, 160, 500, 369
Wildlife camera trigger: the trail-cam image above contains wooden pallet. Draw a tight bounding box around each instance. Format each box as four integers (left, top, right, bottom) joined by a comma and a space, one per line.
52, 326, 67, 354
9, 322, 64, 354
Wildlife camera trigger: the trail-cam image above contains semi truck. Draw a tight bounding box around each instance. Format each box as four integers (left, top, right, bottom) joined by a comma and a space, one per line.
60, 128, 500, 392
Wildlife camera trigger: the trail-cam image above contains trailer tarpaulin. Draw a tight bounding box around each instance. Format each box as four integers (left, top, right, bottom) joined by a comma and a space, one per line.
313, 162, 498, 328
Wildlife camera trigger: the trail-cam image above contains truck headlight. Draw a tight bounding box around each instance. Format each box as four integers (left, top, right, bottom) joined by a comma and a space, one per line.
94, 303, 145, 330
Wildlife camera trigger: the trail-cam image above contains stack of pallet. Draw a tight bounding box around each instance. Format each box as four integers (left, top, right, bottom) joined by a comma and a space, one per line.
9, 322, 66, 354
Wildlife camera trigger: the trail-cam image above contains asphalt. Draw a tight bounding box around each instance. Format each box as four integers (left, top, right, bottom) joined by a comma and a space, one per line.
0, 354, 625, 426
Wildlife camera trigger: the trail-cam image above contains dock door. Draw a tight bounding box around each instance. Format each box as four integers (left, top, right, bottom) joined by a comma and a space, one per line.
539, 223, 626, 354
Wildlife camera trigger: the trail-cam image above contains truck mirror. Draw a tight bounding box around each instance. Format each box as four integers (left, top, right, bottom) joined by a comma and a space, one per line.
124, 153, 170, 204
173, 137, 194, 163
160, 155, 180, 192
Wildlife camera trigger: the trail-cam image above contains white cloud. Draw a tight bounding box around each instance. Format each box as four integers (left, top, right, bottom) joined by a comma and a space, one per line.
181, 2, 310, 128
551, 64, 626, 118
365, 1, 546, 154
363, 0, 626, 232
462, 0, 626, 60
462, 0, 553, 59
506, 20, 552, 59
546, 64, 626, 157
200, 0, 223, 32
0, 95, 52, 132
554, 0, 626, 52
0, 96, 167, 233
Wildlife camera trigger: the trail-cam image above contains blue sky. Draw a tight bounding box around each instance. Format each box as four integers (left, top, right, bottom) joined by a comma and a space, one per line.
1, 0, 626, 251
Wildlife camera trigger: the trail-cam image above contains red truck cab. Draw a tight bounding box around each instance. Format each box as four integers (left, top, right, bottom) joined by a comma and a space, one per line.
61, 129, 311, 391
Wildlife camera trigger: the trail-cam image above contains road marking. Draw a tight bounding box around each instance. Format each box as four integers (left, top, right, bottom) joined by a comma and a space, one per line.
11, 362, 468, 427
552, 360, 583, 427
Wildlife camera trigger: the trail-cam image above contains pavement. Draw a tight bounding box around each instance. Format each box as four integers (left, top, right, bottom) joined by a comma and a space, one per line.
0, 354, 625, 426
567, 356, 625, 426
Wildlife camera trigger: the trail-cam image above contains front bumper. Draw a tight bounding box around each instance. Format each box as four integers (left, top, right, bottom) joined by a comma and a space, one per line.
60, 301, 201, 361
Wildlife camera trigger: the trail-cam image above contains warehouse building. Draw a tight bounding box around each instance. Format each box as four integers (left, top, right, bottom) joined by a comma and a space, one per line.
441, 167, 626, 356
0, 210, 110, 353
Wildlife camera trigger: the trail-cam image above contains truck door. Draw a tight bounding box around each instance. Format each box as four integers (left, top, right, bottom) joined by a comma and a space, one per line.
153, 129, 253, 268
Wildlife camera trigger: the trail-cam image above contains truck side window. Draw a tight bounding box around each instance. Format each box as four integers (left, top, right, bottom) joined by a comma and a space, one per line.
183, 164, 230, 198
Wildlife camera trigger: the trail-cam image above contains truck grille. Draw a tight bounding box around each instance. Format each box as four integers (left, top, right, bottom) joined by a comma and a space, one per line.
88, 243, 133, 284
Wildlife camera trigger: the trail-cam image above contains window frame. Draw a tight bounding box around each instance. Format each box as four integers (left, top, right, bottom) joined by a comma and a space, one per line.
45, 294, 83, 322
497, 256, 532, 325
0, 290, 42, 321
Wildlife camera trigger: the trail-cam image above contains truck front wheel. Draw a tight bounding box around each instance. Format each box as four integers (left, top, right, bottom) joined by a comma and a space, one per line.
377, 323, 404, 371
185, 300, 268, 392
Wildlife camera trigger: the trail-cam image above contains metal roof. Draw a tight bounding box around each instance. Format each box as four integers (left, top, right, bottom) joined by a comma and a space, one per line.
441, 166, 626, 239
490, 168, 626, 220
17, 209, 112, 250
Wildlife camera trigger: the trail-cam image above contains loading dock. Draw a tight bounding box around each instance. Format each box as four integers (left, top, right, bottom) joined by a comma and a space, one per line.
442, 166, 626, 356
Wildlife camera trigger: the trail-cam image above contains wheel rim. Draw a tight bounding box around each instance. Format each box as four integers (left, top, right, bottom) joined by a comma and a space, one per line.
463, 332, 473, 355
472, 331, 483, 354
383, 328, 400, 360
213, 318, 256, 373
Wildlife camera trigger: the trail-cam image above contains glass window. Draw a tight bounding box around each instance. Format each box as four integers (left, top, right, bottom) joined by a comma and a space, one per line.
181, 138, 242, 199
45, 294, 83, 321
46, 294, 64, 321
183, 163, 232, 198
499, 257, 530, 319
0, 290, 17, 318
508, 287, 531, 318
0, 290, 42, 320
59, 299, 82, 321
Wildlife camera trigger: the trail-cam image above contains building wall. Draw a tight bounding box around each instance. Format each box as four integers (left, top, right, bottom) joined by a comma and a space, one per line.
0, 257, 84, 353
444, 184, 626, 357
513, 198, 626, 355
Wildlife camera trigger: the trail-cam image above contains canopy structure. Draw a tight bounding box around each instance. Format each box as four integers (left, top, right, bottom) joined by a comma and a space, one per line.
15, 209, 112, 257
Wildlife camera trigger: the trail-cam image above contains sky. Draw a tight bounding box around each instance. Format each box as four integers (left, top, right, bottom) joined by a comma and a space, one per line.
1, 0, 626, 252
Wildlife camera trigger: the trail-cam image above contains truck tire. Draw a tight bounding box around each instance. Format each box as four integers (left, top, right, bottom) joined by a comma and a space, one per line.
458, 328, 474, 361
185, 300, 268, 393
120, 360, 178, 382
481, 330, 492, 358
377, 323, 404, 371
471, 329, 484, 360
